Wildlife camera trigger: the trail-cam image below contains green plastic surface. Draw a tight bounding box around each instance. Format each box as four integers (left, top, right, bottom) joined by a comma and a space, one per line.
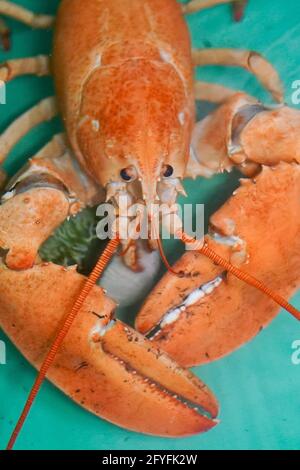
0, 0, 300, 450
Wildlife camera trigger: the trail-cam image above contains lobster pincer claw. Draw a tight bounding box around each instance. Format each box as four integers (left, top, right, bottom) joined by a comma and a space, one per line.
189, 94, 300, 179
0, 144, 99, 271
0, 261, 218, 437
136, 163, 300, 367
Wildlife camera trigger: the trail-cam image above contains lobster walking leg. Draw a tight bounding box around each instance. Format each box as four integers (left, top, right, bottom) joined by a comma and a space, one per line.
30, 133, 67, 160
0, 97, 57, 164
192, 48, 283, 102
0, 1, 53, 28
194, 80, 244, 103
0, 16, 9, 50
183, 0, 247, 20
0, 56, 50, 82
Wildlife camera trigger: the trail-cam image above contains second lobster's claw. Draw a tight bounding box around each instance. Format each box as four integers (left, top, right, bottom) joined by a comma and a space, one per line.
136, 163, 300, 367
0, 261, 218, 437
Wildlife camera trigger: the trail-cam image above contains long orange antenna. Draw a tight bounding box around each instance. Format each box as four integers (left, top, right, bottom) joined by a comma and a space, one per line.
151, 216, 182, 276
156, 234, 182, 276
6, 237, 120, 451
181, 232, 300, 321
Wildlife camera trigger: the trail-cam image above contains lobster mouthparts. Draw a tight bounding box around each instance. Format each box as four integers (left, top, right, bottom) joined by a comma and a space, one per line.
0, 261, 218, 438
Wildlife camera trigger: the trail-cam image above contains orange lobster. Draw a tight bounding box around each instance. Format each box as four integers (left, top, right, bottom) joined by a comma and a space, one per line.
0, 0, 299, 449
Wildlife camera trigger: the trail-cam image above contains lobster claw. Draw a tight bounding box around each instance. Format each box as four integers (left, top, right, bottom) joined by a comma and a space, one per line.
136, 163, 300, 367
0, 261, 218, 437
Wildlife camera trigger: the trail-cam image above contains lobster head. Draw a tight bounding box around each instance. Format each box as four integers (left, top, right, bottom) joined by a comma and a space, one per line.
75, 50, 195, 210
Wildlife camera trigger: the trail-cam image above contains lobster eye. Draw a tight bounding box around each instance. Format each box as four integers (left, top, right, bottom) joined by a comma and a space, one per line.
120, 167, 134, 181
162, 164, 174, 178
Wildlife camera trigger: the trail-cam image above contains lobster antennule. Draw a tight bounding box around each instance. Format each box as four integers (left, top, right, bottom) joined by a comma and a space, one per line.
180, 232, 300, 321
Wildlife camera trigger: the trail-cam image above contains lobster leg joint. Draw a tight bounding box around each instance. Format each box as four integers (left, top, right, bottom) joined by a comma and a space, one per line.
0, 180, 74, 271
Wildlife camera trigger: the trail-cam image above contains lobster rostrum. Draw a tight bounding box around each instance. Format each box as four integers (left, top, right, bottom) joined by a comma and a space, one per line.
0, 0, 299, 449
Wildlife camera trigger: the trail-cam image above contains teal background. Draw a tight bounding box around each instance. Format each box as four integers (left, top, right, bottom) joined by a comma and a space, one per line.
0, 0, 300, 450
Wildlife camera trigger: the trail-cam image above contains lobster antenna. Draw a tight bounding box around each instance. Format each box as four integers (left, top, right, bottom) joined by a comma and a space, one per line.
150, 213, 182, 276
119, 215, 180, 276
6, 237, 120, 451
156, 234, 182, 276
181, 231, 300, 321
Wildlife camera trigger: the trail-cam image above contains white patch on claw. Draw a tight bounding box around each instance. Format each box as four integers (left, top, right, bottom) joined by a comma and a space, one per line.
183, 288, 205, 307
160, 307, 181, 327
160, 275, 223, 329
1, 189, 15, 202
90, 320, 115, 342
211, 232, 244, 247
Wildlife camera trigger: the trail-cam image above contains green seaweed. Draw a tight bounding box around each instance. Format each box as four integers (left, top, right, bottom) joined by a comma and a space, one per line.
39, 207, 107, 275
